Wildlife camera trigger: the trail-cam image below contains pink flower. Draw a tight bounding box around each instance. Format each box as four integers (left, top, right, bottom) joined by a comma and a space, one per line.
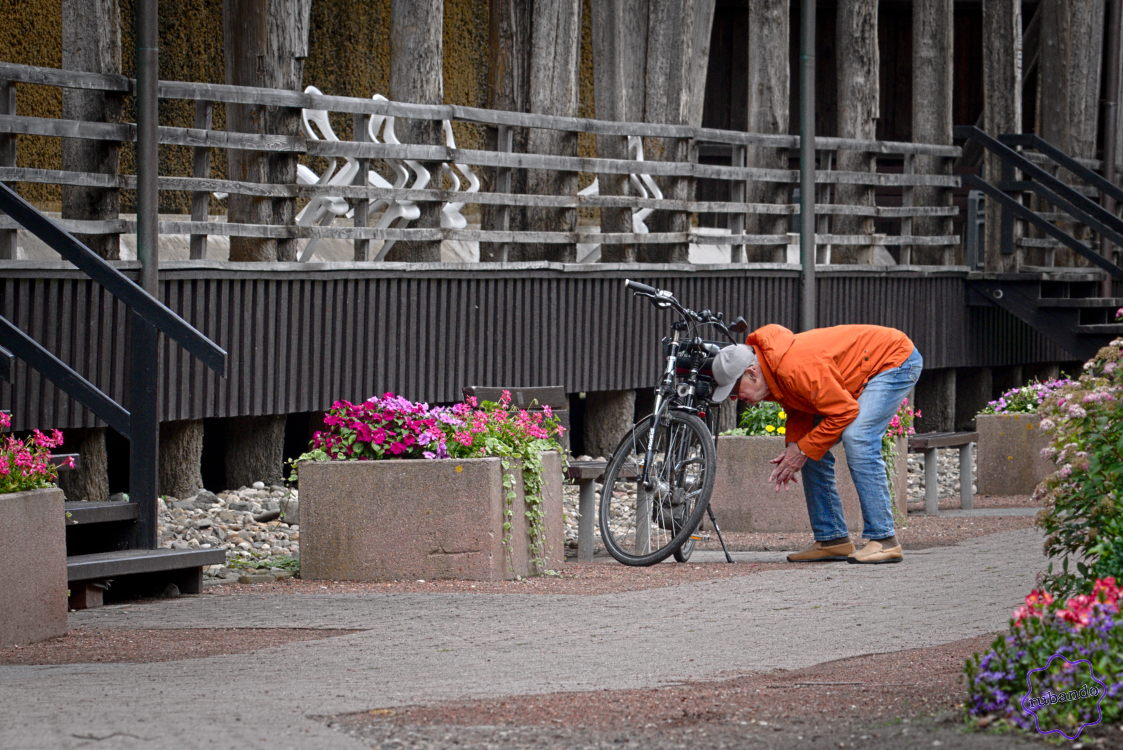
371, 427, 387, 445
388, 441, 406, 456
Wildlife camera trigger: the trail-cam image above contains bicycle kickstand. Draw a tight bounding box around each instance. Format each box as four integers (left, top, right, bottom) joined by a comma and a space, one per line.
706, 505, 734, 564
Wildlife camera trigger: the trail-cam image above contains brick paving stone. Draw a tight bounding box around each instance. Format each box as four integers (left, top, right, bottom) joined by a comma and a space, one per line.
0, 528, 1046, 750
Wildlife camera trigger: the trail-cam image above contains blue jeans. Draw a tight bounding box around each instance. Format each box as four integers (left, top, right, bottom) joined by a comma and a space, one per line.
801, 348, 923, 541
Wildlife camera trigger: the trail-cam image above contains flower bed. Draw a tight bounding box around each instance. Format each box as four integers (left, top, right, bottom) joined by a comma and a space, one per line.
965, 578, 1122, 739
293, 392, 566, 580
975, 380, 1069, 496
0, 414, 70, 646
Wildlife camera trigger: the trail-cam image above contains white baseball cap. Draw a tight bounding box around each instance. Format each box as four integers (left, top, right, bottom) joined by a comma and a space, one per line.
710, 344, 758, 402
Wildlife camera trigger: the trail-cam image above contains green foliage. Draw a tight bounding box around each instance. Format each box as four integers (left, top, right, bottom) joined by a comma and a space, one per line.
1034, 340, 1123, 597
228, 554, 300, 574
721, 402, 787, 437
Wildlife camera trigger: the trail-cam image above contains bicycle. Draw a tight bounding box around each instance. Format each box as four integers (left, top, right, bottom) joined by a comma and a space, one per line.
597, 279, 748, 566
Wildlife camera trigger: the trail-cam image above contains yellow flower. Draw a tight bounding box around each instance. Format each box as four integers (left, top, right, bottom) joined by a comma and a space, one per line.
778, 411, 787, 420
778, 427, 786, 435
765, 425, 776, 433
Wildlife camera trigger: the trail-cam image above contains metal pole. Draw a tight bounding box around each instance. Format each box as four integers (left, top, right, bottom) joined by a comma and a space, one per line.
799, 0, 817, 331
130, 0, 160, 550
136, 0, 158, 295
1102, 0, 1122, 297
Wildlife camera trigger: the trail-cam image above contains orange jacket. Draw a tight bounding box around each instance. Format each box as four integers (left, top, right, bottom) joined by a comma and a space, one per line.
744, 324, 914, 460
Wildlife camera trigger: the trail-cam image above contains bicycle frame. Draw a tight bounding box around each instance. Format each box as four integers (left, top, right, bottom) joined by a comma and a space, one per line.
625, 280, 746, 491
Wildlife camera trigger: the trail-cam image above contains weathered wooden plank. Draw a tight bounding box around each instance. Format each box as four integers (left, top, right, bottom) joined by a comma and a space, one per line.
189, 100, 214, 260
0, 114, 134, 142
0, 61, 131, 93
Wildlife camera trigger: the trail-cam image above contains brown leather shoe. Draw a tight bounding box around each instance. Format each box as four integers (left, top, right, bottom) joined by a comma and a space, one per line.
847, 539, 903, 564
786, 539, 855, 562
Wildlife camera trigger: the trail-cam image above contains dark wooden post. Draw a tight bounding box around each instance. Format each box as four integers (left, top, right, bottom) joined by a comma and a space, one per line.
56, 0, 123, 503
221, 0, 311, 485
61, 0, 123, 261
983, 0, 1022, 272
222, 0, 312, 263
0, 81, 16, 261
1038, 0, 1104, 267
521, 0, 582, 263
1039, 0, 1104, 161
591, 0, 636, 262
189, 100, 214, 260
481, 0, 532, 262
641, 0, 714, 263
746, 0, 790, 263
834, 0, 878, 264
388, 0, 444, 262
912, 0, 953, 265
353, 112, 371, 261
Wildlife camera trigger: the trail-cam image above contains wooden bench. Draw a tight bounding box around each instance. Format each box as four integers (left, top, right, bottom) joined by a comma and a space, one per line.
907, 431, 979, 515
565, 459, 641, 562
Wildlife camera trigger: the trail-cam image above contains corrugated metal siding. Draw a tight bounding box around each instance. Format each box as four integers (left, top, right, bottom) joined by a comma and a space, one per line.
0, 265, 1065, 431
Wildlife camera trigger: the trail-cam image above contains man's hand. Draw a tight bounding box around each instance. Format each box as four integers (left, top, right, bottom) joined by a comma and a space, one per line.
768, 442, 807, 491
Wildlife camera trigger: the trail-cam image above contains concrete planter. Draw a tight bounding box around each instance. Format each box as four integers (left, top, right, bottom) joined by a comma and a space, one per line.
976, 414, 1054, 496
709, 436, 907, 533
299, 452, 563, 581
0, 488, 67, 646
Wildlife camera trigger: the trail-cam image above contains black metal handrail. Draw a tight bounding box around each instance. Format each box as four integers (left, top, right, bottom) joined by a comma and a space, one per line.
999, 133, 1123, 207
0, 180, 225, 549
956, 126, 1123, 280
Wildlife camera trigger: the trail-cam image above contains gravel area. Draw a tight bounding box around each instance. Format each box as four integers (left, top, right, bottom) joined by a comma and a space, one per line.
325, 634, 1123, 750
0, 627, 358, 665
906, 494, 1044, 512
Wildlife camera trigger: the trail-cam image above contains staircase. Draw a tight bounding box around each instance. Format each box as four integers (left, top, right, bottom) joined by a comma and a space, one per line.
0, 183, 227, 606
956, 127, 1123, 360
967, 270, 1123, 361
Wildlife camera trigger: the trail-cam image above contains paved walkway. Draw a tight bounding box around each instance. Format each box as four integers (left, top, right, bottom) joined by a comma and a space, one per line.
0, 527, 1045, 750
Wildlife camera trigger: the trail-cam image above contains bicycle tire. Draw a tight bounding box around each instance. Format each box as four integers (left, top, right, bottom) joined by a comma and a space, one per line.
673, 535, 696, 562
599, 410, 717, 566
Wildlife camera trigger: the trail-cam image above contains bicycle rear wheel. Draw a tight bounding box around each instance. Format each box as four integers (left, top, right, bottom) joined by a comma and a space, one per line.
599, 410, 716, 566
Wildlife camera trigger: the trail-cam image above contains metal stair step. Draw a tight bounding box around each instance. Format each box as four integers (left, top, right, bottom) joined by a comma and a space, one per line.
67, 548, 226, 582
1036, 297, 1123, 308
1019, 266, 1108, 280
64, 500, 139, 525
1074, 323, 1123, 335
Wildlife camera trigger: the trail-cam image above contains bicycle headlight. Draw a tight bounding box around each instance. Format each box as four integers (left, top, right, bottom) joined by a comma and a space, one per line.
676, 382, 693, 398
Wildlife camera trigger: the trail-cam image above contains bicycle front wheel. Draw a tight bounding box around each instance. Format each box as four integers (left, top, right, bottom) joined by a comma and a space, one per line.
599, 410, 717, 566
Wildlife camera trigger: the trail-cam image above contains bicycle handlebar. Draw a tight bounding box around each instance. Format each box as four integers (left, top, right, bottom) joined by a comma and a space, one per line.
624, 279, 741, 344
624, 279, 658, 296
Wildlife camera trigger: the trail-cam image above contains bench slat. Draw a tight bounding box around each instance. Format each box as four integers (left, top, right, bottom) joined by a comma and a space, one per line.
908, 431, 978, 450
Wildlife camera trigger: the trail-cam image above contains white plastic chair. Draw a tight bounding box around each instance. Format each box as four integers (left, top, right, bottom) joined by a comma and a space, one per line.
366, 94, 430, 261
439, 120, 480, 230
575, 136, 664, 261
296, 85, 360, 262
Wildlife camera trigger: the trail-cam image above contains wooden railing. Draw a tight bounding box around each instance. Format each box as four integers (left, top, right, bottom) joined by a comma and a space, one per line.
0, 61, 962, 264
